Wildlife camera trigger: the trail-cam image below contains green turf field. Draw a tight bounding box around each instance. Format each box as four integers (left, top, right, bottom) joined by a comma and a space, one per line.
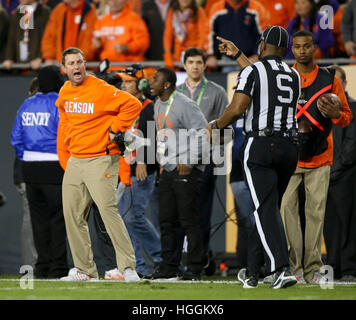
0, 276, 355, 300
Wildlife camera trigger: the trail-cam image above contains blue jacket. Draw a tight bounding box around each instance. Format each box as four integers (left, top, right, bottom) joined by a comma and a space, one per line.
232, 117, 245, 162
11, 92, 59, 160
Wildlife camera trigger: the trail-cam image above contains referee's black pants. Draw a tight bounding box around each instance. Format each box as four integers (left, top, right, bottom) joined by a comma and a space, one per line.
158, 168, 204, 274
241, 135, 298, 275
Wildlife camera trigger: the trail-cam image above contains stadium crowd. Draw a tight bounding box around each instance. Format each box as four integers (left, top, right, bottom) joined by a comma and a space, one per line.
3, 0, 356, 286
0, 0, 355, 70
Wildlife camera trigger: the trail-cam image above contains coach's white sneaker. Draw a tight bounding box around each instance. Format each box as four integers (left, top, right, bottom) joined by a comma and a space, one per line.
104, 268, 125, 281
123, 268, 140, 282
60, 268, 98, 282
68, 267, 78, 276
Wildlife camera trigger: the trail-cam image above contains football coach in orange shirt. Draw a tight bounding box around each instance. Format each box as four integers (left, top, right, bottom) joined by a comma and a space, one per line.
56, 47, 142, 282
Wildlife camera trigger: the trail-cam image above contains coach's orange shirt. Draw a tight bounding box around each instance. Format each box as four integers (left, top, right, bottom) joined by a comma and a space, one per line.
293, 64, 353, 168
56, 74, 141, 158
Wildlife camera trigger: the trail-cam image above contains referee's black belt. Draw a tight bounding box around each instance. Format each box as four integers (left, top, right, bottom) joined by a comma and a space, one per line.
245, 128, 297, 139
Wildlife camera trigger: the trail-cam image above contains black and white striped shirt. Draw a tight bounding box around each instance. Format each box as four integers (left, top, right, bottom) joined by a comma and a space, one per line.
235, 56, 301, 134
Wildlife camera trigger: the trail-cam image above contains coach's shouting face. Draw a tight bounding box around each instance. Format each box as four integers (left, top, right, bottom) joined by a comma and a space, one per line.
62, 49, 88, 87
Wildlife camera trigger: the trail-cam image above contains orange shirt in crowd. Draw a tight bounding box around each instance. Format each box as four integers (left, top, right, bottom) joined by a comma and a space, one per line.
295, 64, 353, 169
41, 0, 97, 62
64, 0, 85, 50
330, 4, 346, 57
256, 0, 295, 28
129, 0, 142, 16
204, 0, 216, 16
163, 6, 208, 68
56, 74, 141, 159
93, 4, 149, 63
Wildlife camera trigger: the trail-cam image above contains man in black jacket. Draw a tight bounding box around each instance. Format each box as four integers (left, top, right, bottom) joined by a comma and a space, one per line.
324, 65, 356, 282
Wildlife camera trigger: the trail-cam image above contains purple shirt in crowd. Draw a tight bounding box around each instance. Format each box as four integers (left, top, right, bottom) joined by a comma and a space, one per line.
286, 12, 334, 59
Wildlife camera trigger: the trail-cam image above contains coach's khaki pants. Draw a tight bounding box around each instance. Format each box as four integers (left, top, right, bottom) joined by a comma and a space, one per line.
281, 165, 330, 282
62, 155, 136, 278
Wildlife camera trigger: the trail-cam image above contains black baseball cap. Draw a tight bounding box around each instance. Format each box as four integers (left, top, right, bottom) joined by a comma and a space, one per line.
260, 25, 289, 48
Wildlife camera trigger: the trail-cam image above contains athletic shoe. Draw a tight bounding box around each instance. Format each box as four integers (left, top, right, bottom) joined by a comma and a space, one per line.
263, 274, 274, 284
237, 268, 247, 284
146, 268, 178, 281
237, 268, 258, 288
60, 270, 98, 282
68, 267, 78, 276
180, 270, 201, 281
244, 276, 258, 288
308, 271, 323, 284
204, 258, 217, 276
339, 275, 356, 282
269, 268, 297, 289
295, 273, 306, 284
123, 268, 140, 282
104, 268, 125, 281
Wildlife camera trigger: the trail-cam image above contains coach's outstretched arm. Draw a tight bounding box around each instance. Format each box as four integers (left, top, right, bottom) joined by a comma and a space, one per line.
216, 36, 252, 69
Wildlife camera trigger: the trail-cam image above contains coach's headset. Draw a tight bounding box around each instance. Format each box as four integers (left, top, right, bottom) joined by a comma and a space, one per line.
117, 64, 149, 92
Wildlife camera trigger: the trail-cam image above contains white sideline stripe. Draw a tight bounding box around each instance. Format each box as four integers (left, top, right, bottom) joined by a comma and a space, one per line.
0, 279, 355, 286
243, 138, 276, 272
0, 279, 239, 284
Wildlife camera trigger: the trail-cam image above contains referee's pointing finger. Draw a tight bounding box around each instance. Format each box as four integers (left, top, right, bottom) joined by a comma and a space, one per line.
216, 36, 227, 43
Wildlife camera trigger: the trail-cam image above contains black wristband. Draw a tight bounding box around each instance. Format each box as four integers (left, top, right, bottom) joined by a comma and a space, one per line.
233, 50, 242, 60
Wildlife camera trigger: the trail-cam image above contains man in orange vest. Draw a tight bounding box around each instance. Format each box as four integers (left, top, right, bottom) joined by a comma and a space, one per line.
281, 30, 352, 284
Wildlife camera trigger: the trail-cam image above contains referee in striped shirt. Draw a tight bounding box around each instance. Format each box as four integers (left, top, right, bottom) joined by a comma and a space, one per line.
208, 26, 300, 289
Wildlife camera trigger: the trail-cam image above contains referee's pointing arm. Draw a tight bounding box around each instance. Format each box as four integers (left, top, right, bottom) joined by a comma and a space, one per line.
207, 26, 290, 139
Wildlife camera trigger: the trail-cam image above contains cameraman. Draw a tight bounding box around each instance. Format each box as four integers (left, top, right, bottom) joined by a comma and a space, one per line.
56, 47, 141, 282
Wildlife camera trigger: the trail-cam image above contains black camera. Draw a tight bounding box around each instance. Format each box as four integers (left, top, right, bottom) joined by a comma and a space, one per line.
95, 59, 123, 88
96, 60, 153, 99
